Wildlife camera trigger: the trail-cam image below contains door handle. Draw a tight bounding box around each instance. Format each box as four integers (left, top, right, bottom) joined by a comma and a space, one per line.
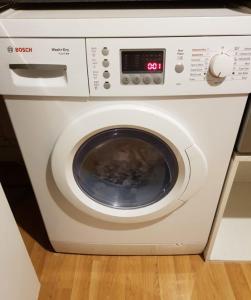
9, 64, 67, 71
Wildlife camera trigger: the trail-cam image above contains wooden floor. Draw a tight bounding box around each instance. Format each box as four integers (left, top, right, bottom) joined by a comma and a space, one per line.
19, 226, 251, 300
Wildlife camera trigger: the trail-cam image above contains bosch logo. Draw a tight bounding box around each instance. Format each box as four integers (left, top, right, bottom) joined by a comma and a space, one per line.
7, 46, 33, 53
7, 46, 13, 53
15, 47, 32, 53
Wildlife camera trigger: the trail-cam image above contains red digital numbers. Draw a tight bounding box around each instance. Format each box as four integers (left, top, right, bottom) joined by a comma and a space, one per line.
146, 62, 162, 71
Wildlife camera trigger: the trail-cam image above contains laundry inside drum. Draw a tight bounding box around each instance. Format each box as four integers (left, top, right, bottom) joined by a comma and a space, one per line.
73, 128, 179, 209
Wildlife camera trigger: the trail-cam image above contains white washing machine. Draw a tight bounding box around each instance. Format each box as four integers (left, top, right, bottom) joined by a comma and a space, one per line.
1, 7, 251, 254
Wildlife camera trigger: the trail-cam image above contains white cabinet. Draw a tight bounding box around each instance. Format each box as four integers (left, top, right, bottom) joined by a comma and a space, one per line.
0, 184, 40, 300
205, 154, 251, 261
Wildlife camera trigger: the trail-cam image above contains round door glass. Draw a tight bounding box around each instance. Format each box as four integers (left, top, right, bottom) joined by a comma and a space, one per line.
73, 128, 179, 209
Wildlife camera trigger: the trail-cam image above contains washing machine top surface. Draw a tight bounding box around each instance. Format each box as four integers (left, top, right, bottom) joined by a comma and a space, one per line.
1, 5, 251, 37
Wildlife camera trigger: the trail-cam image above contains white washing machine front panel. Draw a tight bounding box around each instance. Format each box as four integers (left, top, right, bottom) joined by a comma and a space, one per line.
5, 97, 246, 255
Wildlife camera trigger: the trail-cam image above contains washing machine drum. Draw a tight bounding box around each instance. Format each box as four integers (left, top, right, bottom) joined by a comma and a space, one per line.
51, 104, 207, 223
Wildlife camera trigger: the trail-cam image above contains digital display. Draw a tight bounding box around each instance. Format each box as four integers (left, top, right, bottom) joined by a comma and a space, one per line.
121, 50, 165, 73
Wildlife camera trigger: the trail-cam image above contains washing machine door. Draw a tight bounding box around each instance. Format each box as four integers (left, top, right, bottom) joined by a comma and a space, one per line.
51, 104, 207, 223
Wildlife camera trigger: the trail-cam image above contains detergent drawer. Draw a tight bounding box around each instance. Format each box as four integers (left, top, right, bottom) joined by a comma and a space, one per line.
0, 38, 89, 97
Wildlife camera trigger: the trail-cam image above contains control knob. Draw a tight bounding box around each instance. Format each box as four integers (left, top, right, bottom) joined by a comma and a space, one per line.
209, 53, 233, 78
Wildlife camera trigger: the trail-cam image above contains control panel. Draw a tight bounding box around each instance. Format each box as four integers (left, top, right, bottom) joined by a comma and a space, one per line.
86, 37, 251, 96
2, 37, 250, 97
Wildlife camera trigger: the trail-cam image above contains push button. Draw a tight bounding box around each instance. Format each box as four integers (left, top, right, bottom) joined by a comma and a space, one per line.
102, 47, 109, 56
153, 76, 162, 84
143, 76, 151, 84
102, 59, 109, 67
103, 82, 111, 89
175, 63, 184, 73
122, 76, 130, 85
103, 71, 110, 79
132, 76, 140, 85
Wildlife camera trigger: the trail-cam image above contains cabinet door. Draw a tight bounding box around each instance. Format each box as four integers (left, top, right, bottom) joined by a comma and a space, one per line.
0, 184, 40, 300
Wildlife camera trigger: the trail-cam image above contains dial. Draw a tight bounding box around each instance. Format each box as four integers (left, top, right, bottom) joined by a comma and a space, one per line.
209, 53, 233, 78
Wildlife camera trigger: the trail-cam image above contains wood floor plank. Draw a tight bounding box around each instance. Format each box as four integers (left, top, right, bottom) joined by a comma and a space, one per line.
158, 255, 181, 299
225, 263, 251, 300
88, 256, 110, 300
19, 226, 34, 254
140, 256, 161, 300
29, 242, 47, 279
123, 256, 144, 300
70, 255, 93, 300
95, 256, 126, 300
38, 283, 57, 300
206, 263, 235, 300
241, 263, 251, 291
173, 255, 195, 300
53, 288, 72, 300
190, 255, 220, 300
54, 254, 77, 289
40, 252, 64, 284
39, 284, 72, 300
